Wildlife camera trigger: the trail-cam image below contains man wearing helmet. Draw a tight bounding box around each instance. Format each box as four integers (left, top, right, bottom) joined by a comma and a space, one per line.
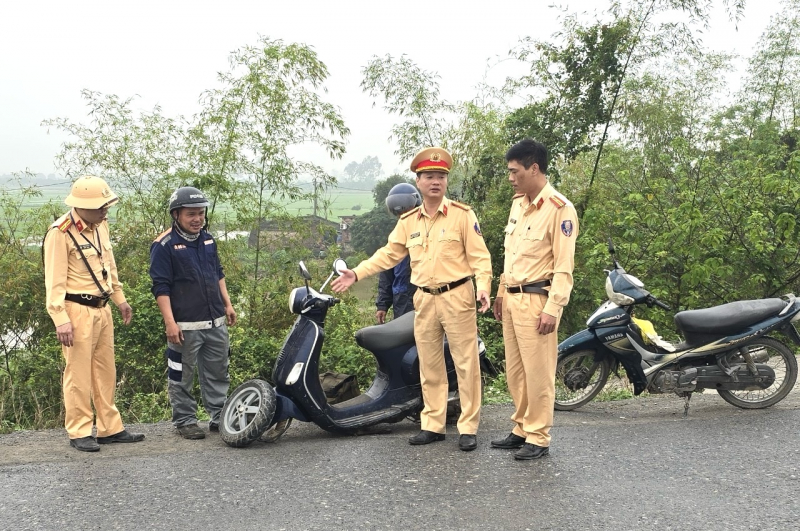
149, 186, 237, 440
375, 183, 420, 324
44, 175, 145, 452
332, 147, 492, 452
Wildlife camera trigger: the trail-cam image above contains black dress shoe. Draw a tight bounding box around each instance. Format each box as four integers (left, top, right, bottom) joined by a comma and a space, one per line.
490, 432, 525, 449
514, 443, 549, 460
408, 430, 446, 445
69, 436, 100, 452
459, 434, 477, 452
96, 430, 145, 444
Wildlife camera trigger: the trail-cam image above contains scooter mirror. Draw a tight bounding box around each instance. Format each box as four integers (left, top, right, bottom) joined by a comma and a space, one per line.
607, 238, 616, 255
298, 261, 312, 281
333, 258, 347, 276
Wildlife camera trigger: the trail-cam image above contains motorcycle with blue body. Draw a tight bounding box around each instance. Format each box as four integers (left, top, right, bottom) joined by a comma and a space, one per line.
219, 259, 494, 447
555, 241, 800, 414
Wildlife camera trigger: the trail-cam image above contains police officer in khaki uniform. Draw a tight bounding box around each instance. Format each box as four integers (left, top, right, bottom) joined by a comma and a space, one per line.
491, 139, 578, 460
44, 175, 145, 452
332, 147, 492, 452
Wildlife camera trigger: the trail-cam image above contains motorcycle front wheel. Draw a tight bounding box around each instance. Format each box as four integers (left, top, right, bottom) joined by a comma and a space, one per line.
220, 379, 276, 447
717, 337, 798, 409
554, 350, 611, 411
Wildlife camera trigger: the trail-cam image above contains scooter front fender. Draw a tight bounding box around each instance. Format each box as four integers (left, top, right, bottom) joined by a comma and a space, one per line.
272, 392, 310, 425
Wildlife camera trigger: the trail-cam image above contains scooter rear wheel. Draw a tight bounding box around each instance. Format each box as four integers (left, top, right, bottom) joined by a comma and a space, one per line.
555, 350, 611, 411
717, 337, 798, 409
220, 379, 276, 448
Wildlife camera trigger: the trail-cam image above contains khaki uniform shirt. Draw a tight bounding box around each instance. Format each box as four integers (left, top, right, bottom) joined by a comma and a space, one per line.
497, 182, 578, 317
44, 210, 126, 327
353, 197, 492, 293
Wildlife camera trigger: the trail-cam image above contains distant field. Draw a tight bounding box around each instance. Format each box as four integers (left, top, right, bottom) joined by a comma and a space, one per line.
5, 182, 375, 221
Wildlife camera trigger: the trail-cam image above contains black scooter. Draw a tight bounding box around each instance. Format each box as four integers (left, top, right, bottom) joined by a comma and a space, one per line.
555, 241, 800, 415
219, 259, 494, 447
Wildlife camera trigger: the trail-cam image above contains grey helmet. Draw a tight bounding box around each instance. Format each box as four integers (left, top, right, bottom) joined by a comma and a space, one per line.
169, 186, 210, 214
385, 183, 421, 217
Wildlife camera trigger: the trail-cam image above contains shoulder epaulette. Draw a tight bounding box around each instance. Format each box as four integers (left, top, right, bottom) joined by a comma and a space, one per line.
400, 206, 420, 220
550, 195, 567, 209
154, 228, 173, 245
450, 200, 470, 211
56, 218, 72, 232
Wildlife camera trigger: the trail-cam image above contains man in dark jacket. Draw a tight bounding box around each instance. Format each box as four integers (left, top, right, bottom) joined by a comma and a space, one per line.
149, 186, 237, 440
375, 183, 421, 324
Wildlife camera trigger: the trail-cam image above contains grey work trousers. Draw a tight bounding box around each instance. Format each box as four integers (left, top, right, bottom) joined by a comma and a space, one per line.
167, 324, 230, 427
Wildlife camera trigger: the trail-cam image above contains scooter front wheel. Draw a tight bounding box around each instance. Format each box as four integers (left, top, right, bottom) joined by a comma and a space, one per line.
220, 379, 276, 448
554, 350, 611, 411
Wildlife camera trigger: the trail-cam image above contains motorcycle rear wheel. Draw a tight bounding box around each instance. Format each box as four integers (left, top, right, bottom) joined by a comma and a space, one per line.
555, 350, 612, 411
220, 379, 276, 447
717, 337, 798, 409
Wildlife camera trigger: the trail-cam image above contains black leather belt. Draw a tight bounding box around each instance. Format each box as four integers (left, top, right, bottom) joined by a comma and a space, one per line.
65, 293, 110, 308
506, 280, 551, 295
420, 277, 471, 295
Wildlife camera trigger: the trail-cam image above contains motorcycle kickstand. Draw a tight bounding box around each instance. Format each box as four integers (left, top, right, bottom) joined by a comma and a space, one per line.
682, 392, 692, 418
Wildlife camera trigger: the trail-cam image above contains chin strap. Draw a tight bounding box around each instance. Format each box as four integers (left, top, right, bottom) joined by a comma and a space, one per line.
174, 222, 200, 241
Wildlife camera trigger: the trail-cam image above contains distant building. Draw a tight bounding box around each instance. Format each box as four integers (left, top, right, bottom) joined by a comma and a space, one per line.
249, 215, 339, 256
338, 215, 356, 253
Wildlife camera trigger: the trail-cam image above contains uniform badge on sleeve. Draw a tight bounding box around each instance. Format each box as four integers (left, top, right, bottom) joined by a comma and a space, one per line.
561, 220, 574, 237
474, 222, 482, 236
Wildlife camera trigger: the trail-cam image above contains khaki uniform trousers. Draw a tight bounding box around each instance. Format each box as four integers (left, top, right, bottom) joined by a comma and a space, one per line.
502, 292, 560, 447
413, 281, 481, 435
62, 301, 124, 439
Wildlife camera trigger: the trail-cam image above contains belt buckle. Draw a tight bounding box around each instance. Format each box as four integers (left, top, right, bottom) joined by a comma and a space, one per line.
429, 286, 442, 295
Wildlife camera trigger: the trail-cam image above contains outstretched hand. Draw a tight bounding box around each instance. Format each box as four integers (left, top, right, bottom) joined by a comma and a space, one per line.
331, 269, 357, 293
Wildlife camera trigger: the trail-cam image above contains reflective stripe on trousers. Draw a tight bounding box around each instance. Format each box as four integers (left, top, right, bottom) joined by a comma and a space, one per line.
167, 324, 230, 427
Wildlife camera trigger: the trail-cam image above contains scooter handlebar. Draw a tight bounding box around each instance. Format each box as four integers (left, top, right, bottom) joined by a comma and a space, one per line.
648, 296, 671, 311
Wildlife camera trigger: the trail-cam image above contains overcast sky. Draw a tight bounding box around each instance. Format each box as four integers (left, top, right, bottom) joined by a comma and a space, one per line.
0, 0, 783, 178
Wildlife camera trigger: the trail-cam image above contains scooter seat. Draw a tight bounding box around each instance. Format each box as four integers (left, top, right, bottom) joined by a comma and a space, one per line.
355, 311, 415, 352
674, 298, 785, 336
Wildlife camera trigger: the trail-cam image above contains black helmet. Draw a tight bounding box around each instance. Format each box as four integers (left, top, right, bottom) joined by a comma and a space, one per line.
385, 183, 421, 217
169, 186, 210, 214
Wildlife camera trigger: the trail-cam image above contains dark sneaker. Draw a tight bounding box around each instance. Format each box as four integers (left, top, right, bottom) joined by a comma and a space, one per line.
514, 443, 549, 460
177, 423, 206, 440
490, 432, 525, 449
96, 430, 145, 444
209, 422, 219, 433
408, 430, 446, 445
70, 436, 100, 452
459, 434, 477, 452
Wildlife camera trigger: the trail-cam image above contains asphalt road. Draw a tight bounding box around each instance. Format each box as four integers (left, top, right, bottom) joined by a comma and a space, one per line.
2, 392, 799, 531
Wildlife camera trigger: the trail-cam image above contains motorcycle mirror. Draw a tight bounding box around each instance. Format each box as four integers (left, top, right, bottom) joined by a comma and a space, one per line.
320, 258, 347, 293
298, 261, 312, 281
607, 238, 621, 269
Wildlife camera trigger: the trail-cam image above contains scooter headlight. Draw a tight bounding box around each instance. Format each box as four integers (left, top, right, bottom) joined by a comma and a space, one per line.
606, 276, 634, 306
289, 287, 309, 314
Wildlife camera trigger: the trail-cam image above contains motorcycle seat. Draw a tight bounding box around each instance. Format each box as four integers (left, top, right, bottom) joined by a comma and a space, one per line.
355, 311, 415, 352
674, 298, 786, 336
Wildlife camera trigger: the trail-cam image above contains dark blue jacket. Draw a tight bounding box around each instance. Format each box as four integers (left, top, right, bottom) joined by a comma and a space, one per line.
376, 255, 415, 317
149, 226, 226, 328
